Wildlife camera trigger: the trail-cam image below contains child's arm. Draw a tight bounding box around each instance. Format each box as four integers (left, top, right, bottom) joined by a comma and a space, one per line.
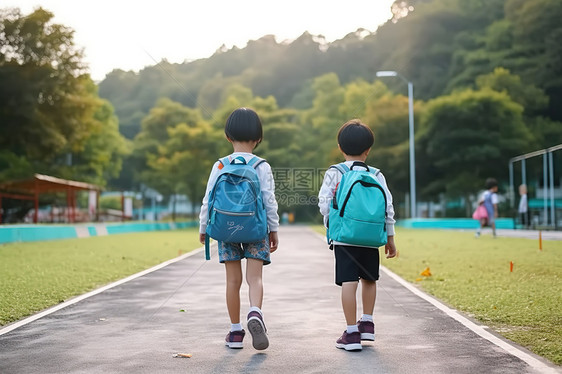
376, 172, 396, 236
258, 162, 280, 252
199, 162, 221, 244
385, 236, 397, 258
257, 162, 279, 233
318, 168, 340, 227
269, 232, 279, 252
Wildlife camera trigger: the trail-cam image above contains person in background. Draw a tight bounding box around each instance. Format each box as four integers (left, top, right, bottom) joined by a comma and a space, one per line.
476, 178, 499, 237
518, 184, 529, 228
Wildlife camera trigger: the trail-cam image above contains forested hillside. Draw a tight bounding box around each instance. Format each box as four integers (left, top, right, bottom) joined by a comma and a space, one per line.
93, 0, 562, 218
2, 0, 561, 220
99, 0, 562, 139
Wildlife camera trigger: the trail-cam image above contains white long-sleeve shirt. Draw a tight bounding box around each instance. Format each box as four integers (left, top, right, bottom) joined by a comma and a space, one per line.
199, 152, 279, 234
318, 161, 396, 237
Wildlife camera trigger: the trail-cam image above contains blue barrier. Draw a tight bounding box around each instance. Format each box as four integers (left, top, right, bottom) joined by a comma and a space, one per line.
397, 218, 515, 230
0, 221, 198, 244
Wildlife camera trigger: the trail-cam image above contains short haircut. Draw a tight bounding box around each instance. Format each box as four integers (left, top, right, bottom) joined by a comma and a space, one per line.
224, 108, 263, 142
337, 120, 374, 156
486, 178, 498, 189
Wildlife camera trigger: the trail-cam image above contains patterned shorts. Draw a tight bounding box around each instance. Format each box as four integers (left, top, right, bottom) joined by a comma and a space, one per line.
218, 237, 271, 265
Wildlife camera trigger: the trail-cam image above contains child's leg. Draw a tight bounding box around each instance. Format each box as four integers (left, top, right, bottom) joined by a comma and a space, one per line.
360, 279, 377, 315
224, 260, 243, 324
245, 258, 269, 350
245, 258, 264, 308
341, 281, 359, 326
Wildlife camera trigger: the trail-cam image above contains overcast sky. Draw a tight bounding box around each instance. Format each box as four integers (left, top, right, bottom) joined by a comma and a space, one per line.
8, 0, 395, 81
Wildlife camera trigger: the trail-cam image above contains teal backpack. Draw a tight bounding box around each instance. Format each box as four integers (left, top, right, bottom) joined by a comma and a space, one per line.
327, 161, 388, 248
205, 155, 268, 260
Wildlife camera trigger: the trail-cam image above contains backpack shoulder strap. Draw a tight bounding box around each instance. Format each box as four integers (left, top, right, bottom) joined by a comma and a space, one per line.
205, 234, 211, 260
247, 156, 266, 169
329, 163, 350, 175
218, 156, 231, 168
368, 166, 381, 176
218, 155, 250, 168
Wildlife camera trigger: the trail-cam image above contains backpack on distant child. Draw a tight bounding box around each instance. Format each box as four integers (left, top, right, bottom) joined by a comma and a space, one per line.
327, 161, 388, 248
205, 155, 268, 260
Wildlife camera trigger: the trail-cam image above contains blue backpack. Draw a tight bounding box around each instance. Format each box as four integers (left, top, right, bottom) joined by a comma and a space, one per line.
205, 155, 268, 260
327, 161, 388, 248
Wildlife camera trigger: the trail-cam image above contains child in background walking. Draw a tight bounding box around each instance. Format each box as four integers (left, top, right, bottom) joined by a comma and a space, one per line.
476, 178, 499, 237
199, 108, 279, 350
318, 120, 397, 351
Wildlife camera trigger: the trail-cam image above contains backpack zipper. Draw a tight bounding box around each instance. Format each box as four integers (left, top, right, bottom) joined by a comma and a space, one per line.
214, 208, 255, 217
339, 180, 387, 219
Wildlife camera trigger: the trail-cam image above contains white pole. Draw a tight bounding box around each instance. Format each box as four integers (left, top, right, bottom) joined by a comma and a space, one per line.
408, 81, 416, 218
376, 71, 416, 218
521, 159, 526, 186
543, 153, 548, 225
549, 152, 555, 226
509, 161, 514, 208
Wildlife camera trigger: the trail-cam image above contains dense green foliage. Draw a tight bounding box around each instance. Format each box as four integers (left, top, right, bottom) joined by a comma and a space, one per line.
0, 8, 129, 185
2, 0, 561, 219
95, 0, 561, 216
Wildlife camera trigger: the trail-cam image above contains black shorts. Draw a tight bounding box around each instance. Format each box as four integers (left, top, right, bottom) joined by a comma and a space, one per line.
334, 245, 380, 286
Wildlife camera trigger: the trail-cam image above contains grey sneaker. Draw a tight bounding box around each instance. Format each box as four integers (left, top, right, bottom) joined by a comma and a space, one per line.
225, 329, 245, 349
357, 320, 375, 341
335, 331, 362, 351
247, 311, 269, 350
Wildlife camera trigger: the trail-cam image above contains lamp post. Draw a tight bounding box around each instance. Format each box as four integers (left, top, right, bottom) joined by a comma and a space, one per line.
376, 71, 416, 218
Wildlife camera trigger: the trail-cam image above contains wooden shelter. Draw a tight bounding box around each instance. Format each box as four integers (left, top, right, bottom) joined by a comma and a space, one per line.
0, 174, 101, 224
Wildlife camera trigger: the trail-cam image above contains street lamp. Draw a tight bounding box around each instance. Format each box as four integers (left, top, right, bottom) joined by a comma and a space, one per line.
376, 71, 417, 218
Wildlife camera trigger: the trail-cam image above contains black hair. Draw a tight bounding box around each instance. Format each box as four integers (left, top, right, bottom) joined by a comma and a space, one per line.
337, 119, 374, 156
485, 178, 498, 189
224, 108, 263, 143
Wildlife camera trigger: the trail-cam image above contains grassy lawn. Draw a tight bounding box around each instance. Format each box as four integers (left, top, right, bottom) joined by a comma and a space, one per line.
312, 226, 562, 366
0, 228, 201, 326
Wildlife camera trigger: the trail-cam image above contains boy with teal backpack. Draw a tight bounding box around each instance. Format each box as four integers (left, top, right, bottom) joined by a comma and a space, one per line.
318, 119, 397, 351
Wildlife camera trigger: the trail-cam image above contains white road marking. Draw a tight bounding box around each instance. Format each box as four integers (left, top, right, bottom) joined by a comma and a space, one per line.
0, 247, 204, 336
311, 229, 559, 374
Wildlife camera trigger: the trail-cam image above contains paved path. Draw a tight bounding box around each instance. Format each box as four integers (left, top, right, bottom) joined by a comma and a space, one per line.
0, 227, 559, 374
462, 228, 562, 241
495, 229, 562, 240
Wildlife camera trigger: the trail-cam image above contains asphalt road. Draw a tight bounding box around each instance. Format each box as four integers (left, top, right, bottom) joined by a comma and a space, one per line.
0, 226, 559, 374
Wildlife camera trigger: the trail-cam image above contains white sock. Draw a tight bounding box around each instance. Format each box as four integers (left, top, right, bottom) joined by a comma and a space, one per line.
347, 325, 359, 334
360, 314, 373, 322
249, 306, 263, 316
231, 323, 243, 332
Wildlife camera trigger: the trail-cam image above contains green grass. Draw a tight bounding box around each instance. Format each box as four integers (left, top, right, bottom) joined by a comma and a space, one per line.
0, 228, 201, 326
312, 226, 562, 366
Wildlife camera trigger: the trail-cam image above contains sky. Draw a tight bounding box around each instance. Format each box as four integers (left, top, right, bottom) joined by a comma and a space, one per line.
8, 0, 395, 81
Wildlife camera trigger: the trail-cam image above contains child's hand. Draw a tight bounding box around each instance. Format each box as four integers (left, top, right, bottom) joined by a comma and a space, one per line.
269, 231, 279, 253
385, 236, 397, 258
199, 233, 206, 244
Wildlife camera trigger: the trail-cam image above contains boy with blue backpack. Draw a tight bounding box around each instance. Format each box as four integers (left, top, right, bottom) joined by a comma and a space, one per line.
199, 108, 279, 350
318, 120, 397, 351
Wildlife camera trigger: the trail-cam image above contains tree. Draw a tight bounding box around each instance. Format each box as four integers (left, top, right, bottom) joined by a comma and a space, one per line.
476, 67, 562, 148
134, 98, 219, 214
149, 122, 220, 217
66, 96, 130, 186
0, 7, 127, 184
418, 88, 533, 213
475, 67, 548, 114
